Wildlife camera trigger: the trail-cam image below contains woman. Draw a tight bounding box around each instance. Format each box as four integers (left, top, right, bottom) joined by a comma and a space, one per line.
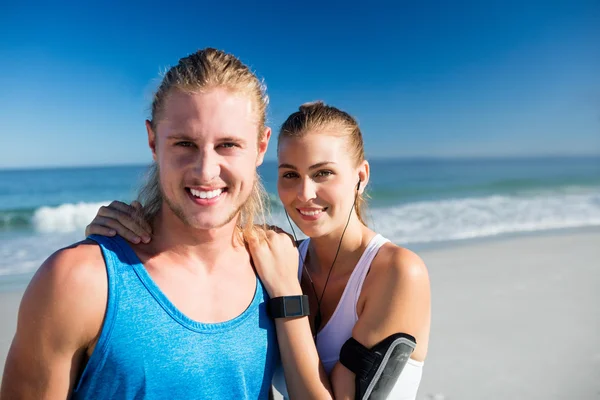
86, 102, 430, 399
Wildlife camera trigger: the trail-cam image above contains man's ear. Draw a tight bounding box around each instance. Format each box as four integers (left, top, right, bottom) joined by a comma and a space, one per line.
146, 120, 157, 161
256, 126, 272, 167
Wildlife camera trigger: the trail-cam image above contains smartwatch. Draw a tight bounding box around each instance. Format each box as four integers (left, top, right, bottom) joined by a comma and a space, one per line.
268, 295, 310, 319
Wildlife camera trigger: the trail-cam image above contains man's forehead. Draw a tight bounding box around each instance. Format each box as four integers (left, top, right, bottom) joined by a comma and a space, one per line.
159, 91, 257, 132
163, 89, 255, 118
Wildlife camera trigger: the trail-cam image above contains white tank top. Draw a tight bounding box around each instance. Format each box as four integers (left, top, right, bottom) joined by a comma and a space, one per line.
272, 234, 424, 400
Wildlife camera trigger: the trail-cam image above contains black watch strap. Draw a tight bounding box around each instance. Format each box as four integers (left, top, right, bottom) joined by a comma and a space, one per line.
268, 295, 310, 319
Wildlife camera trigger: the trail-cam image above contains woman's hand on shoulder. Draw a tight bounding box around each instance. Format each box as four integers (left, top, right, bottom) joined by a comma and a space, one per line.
84, 200, 152, 244
246, 225, 301, 298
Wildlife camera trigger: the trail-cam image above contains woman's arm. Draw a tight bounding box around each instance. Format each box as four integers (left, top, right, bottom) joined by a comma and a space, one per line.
330, 247, 431, 399
249, 233, 430, 400
248, 229, 334, 400
273, 313, 333, 399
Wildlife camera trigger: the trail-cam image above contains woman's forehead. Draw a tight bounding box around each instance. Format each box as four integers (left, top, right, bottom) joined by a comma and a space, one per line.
278, 133, 352, 166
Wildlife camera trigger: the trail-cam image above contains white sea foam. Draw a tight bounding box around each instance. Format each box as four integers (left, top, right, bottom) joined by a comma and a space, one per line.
32, 201, 110, 233
367, 190, 600, 244
2, 190, 600, 278
0, 202, 110, 278
0, 231, 83, 277
269, 190, 600, 245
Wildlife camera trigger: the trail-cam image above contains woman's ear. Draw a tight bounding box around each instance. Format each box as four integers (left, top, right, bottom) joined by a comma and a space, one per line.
357, 160, 370, 194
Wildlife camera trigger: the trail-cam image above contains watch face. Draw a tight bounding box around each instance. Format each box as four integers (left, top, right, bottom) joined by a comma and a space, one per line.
283, 297, 303, 317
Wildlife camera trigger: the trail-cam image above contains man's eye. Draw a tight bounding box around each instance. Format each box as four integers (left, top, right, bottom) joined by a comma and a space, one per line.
175, 141, 194, 147
219, 142, 237, 149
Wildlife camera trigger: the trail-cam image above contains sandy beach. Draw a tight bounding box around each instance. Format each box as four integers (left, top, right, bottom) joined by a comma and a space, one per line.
415, 228, 600, 400
1, 229, 599, 399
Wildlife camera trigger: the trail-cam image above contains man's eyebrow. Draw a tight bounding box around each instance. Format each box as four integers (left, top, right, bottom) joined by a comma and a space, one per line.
278, 161, 336, 170
165, 134, 247, 142
219, 136, 247, 143
166, 133, 196, 140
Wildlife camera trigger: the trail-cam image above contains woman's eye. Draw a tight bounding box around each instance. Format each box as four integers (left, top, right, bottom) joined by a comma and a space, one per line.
315, 170, 333, 178
282, 172, 299, 179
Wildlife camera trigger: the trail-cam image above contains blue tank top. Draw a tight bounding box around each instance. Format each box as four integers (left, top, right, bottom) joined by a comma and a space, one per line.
73, 235, 279, 399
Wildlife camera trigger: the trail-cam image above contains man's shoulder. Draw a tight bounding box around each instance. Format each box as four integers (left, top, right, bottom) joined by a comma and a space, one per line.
12, 240, 109, 354
24, 239, 108, 318
40, 239, 107, 285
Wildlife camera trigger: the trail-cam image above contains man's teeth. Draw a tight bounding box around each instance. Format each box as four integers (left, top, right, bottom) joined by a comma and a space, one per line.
190, 188, 223, 199
299, 209, 323, 216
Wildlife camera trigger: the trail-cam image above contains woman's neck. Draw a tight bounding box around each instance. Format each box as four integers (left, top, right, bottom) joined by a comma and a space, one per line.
306, 218, 374, 276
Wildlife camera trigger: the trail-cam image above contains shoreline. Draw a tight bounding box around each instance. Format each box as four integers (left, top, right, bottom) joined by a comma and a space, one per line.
2, 224, 599, 292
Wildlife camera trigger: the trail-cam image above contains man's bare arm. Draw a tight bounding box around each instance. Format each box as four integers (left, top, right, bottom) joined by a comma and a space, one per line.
1, 241, 107, 399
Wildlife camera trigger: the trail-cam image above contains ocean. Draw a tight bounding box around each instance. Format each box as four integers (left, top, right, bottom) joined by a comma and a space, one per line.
1, 156, 599, 284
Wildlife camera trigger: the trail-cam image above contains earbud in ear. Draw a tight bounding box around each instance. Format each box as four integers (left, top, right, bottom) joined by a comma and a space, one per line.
357, 180, 361, 191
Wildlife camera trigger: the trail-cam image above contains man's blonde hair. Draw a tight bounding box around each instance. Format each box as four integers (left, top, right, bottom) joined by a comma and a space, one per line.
137, 48, 270, 240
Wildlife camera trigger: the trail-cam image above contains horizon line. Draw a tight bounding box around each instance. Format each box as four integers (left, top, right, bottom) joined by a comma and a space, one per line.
1, 153, 599, 172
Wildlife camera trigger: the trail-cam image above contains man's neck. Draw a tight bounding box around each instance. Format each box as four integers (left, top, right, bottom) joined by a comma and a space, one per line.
146, 206, 245, 272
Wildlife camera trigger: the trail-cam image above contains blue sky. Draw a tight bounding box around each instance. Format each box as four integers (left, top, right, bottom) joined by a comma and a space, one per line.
1, 1, 599, 169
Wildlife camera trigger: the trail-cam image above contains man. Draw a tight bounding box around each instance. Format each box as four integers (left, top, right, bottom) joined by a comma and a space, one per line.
1, 48, 279, 399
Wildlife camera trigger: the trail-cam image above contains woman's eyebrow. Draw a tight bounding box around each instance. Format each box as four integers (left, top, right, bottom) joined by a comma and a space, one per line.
278, 161, 336, 170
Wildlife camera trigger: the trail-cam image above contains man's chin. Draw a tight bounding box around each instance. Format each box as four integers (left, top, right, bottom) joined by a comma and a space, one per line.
184, 211, 240, 231
188, 220, 233, 231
